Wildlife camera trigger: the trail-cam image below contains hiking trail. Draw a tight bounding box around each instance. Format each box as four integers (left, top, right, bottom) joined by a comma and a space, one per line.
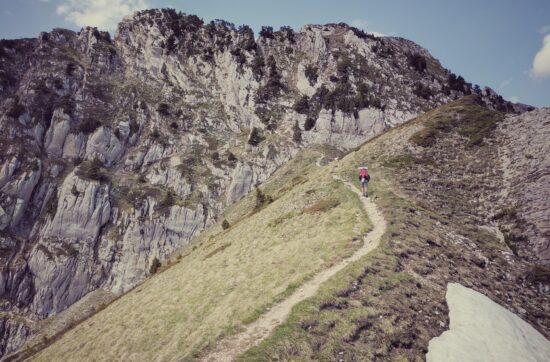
199, 174, 387, 361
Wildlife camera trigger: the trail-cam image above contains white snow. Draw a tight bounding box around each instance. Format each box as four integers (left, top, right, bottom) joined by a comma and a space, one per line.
427, 283, 550, 362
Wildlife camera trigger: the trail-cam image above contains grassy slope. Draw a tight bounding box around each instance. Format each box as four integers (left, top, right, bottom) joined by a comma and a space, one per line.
28, 97, 549, 361
30, 149, 370, 361
240, 96, 550, 361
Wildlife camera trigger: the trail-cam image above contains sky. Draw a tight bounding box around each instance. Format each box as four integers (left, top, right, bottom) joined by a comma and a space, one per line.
1, 0, 549, 107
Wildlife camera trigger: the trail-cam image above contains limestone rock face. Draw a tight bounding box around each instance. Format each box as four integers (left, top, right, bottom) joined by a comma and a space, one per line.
226, 163, 254, 204
0, 8, 525, 356
44, 109, 71, 158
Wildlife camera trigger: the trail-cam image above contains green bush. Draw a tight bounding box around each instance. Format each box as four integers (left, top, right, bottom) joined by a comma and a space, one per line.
66, 62, 77, 76
304, 65, 318, 86
7, 97, 25, 118
292, 120, 302, 143
259, 26, 274, 39
247, 127, 264, 146
304, 117, 316, 131
157, 103, 170, 116
278, 26, 295, 43
254, 187, 273, 211
238, 25, 257, 51
251, 54, 265, 80
227, 151, 237, 163
408, 53, 427, 72
336, 57, 353, 80
413, 83, 433, 100
222, 219, 230, 230
255, 56, 284, 103
149, 257, 161, 274
78, 159, 109, 182
293, 95, 310, 114
74, 117, 101, 134
158, 190, 175, 209
230, 48, 247, 66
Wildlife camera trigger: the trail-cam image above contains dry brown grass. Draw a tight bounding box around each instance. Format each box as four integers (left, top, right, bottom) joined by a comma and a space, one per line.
31, 151, 368, 362
303, 198, 340, 214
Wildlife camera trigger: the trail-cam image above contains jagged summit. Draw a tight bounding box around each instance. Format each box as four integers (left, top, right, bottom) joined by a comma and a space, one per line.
0, 8, 537, 357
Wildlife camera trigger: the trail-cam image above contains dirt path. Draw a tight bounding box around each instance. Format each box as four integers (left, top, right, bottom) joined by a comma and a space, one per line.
199, 176, 387, 362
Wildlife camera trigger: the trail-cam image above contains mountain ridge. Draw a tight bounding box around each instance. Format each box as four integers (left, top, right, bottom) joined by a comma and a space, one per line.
0, 7, 537, 357
9, 96, 548, 361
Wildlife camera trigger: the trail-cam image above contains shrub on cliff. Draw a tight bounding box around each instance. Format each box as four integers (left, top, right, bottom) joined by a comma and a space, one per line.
259, 26, 274, 39
149, 257, 161, 274
304, 65, 319, 86
248, 127, 264, 146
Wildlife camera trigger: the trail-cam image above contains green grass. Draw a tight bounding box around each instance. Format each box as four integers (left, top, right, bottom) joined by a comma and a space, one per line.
30, 98, 528, 361
32, 150, 369, 361
382, 153, 418, 168
239, 176, 416, 361
410, 95, 504, 148
238, 97, 518, 360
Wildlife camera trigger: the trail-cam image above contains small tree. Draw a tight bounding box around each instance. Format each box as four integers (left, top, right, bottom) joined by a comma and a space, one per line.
149, 257, 161, 274
408, 53, 427, 73
304, 117, 316, 131
222, 219, 230, 230
166, 35, 176, 52
238, 25, 256, 51
247, 127, 264, 146
304, 65, 319, 86
87, 158, 107, 182
254, 187, 272, 211
251, 54, 265, 80
259, 26, 274, 39
279, 26, 295, 43
157, 103, 170, 116
413, 83, 433, 100
227, 151, 237, 162
293, 95, 310, 114
7, 97, 25, 119
158, 190, 175, 209
292, 120, 302, 143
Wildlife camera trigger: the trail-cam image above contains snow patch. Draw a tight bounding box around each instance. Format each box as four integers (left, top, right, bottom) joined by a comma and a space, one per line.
427, 283, 550, 362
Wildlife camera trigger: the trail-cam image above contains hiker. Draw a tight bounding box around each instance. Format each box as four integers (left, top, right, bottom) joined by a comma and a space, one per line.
359, 166, 370, 197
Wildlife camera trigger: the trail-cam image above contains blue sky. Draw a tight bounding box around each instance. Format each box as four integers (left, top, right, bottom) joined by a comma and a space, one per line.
1, 0, 549, 107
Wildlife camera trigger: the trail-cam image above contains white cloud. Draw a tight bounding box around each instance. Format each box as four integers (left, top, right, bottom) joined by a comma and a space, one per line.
57, 0, 150, 31
350, 19, 388, 37
350, 19, 369, 29
539, 25, 550, 34
498, 77, 514, 89
509, 96, 520, 103
531, 34, 550, 78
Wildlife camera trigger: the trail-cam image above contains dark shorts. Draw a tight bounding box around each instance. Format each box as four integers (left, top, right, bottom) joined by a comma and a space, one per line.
361, 179, 369, 186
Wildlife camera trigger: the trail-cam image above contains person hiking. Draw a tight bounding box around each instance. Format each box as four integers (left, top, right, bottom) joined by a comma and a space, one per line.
359, 166, 370, 197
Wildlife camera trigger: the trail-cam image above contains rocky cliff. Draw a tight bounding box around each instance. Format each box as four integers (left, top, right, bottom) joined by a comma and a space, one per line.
0, 8, 527, 356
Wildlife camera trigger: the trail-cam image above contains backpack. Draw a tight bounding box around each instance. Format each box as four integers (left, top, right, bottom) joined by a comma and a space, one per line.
359, 168, 370, 181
